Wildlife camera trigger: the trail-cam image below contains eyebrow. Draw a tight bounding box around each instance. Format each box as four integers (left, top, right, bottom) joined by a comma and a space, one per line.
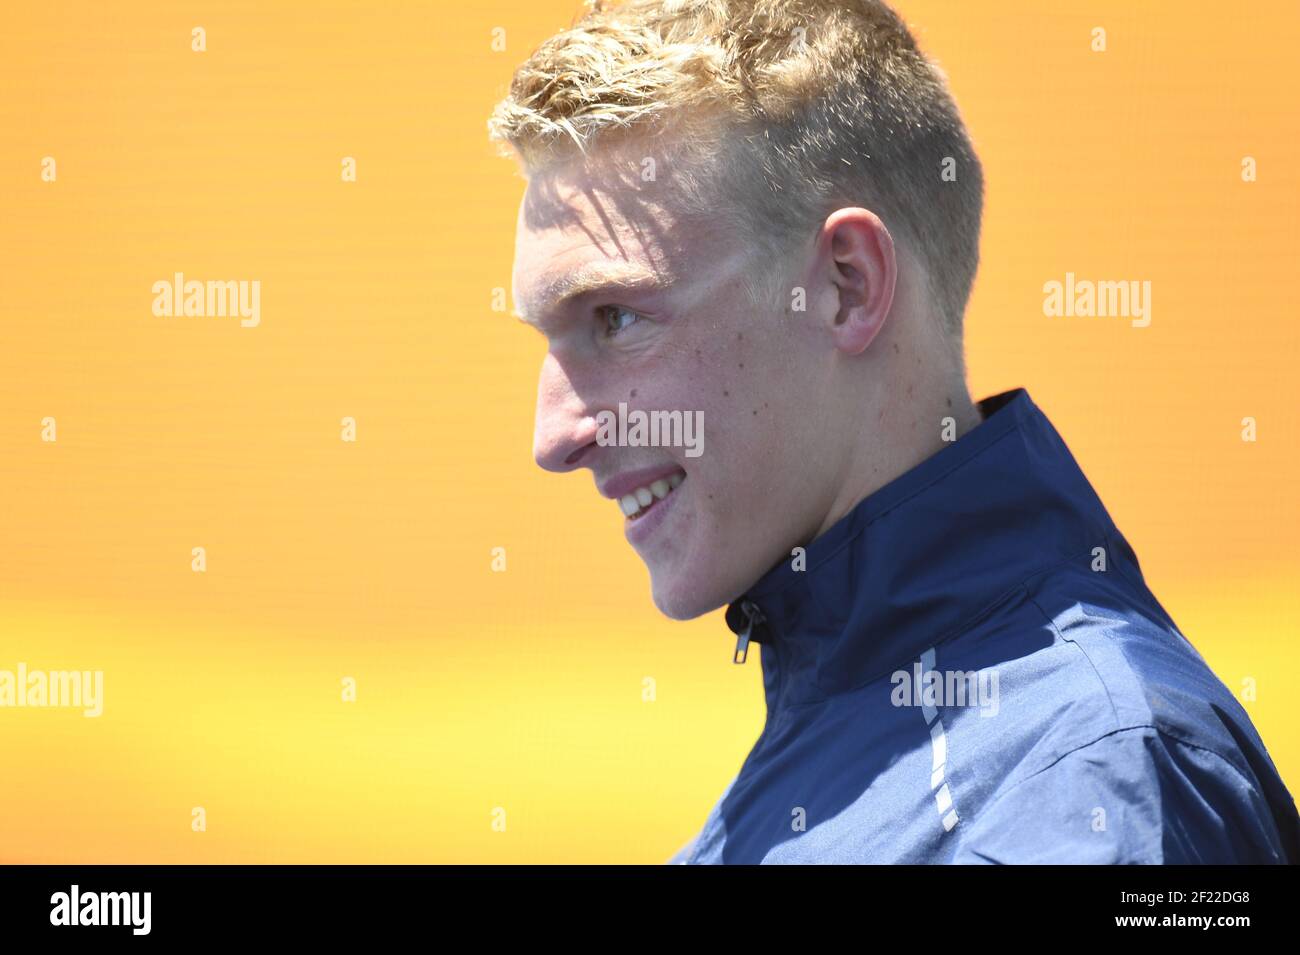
514, 261, 670, 328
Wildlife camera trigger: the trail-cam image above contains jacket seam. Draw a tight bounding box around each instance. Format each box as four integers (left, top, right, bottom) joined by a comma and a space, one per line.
961, 724, 1163, 863
971, 724, 1266, 832
1159, 731, 1268, 799
1026, 589, 1123, 731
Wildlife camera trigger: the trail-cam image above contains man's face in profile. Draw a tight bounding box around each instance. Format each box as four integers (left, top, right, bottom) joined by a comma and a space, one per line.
511, 150, 843, 620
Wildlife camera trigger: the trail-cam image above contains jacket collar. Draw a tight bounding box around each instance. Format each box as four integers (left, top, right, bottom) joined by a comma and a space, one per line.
723, 388, 1117, 712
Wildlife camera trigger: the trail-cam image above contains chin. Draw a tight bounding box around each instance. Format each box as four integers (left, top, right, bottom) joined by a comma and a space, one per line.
649, 573, 725, 622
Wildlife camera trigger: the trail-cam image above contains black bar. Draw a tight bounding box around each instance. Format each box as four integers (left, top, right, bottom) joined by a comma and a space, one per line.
0, 864, 1292, 940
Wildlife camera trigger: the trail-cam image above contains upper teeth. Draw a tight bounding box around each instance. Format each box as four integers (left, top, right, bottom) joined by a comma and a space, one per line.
619, 472, 684, 517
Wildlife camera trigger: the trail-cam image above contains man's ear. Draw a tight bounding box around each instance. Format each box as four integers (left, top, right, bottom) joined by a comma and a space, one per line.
817, 208, 897, 355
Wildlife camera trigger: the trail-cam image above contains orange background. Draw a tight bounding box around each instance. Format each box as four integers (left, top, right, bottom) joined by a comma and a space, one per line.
0, 0, 1295, 862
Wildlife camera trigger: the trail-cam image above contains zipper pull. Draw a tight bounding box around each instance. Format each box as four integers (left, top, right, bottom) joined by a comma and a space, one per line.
733, 600, 765, 665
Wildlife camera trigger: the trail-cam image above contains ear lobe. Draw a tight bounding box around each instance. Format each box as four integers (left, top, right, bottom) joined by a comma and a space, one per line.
824, 209, 897, 355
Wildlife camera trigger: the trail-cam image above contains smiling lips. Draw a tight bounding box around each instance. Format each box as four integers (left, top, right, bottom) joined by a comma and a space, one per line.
619, 470, 685, 520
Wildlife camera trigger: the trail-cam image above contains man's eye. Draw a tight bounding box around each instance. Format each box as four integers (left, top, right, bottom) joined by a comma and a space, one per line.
599, 305, 642, 337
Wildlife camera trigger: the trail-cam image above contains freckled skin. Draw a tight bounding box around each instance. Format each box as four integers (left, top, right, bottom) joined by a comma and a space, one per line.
512, 147, 980, 621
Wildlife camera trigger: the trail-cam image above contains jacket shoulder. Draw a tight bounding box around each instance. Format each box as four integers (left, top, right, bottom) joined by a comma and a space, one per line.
951, 724, 1294, 863
942, 561, 1300, 862
1021, 560, 1271, 782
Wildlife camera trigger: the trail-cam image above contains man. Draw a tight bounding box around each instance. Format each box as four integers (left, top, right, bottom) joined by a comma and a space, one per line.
489, 0, 1300, 863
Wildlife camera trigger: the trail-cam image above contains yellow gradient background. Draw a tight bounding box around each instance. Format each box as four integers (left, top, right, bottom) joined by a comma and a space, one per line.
0, 1, 1296, 863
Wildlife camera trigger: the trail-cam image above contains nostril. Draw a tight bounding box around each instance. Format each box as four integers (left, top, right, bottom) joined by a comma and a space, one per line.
564, 444, 591, 467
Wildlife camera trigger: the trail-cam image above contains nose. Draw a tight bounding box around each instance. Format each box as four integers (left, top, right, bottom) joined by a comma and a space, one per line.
533, 351, 600, 473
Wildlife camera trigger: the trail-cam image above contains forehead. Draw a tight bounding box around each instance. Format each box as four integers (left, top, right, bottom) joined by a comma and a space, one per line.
510, 157, 714, 323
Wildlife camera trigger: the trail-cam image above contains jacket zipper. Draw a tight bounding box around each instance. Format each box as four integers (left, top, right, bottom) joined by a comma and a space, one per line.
733, 599, 765, 664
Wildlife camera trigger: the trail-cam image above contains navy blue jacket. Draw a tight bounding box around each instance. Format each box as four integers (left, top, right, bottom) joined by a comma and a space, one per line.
671, 388, 1299, 863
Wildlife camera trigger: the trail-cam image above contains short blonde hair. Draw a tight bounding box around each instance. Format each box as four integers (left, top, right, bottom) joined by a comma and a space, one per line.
489, 0, 983, 333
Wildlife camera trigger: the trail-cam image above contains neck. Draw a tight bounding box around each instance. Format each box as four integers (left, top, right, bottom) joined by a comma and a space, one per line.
814, 374, 982, 542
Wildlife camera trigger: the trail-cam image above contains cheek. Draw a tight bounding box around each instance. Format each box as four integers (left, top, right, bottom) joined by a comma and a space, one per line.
656, 319, 789, 472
